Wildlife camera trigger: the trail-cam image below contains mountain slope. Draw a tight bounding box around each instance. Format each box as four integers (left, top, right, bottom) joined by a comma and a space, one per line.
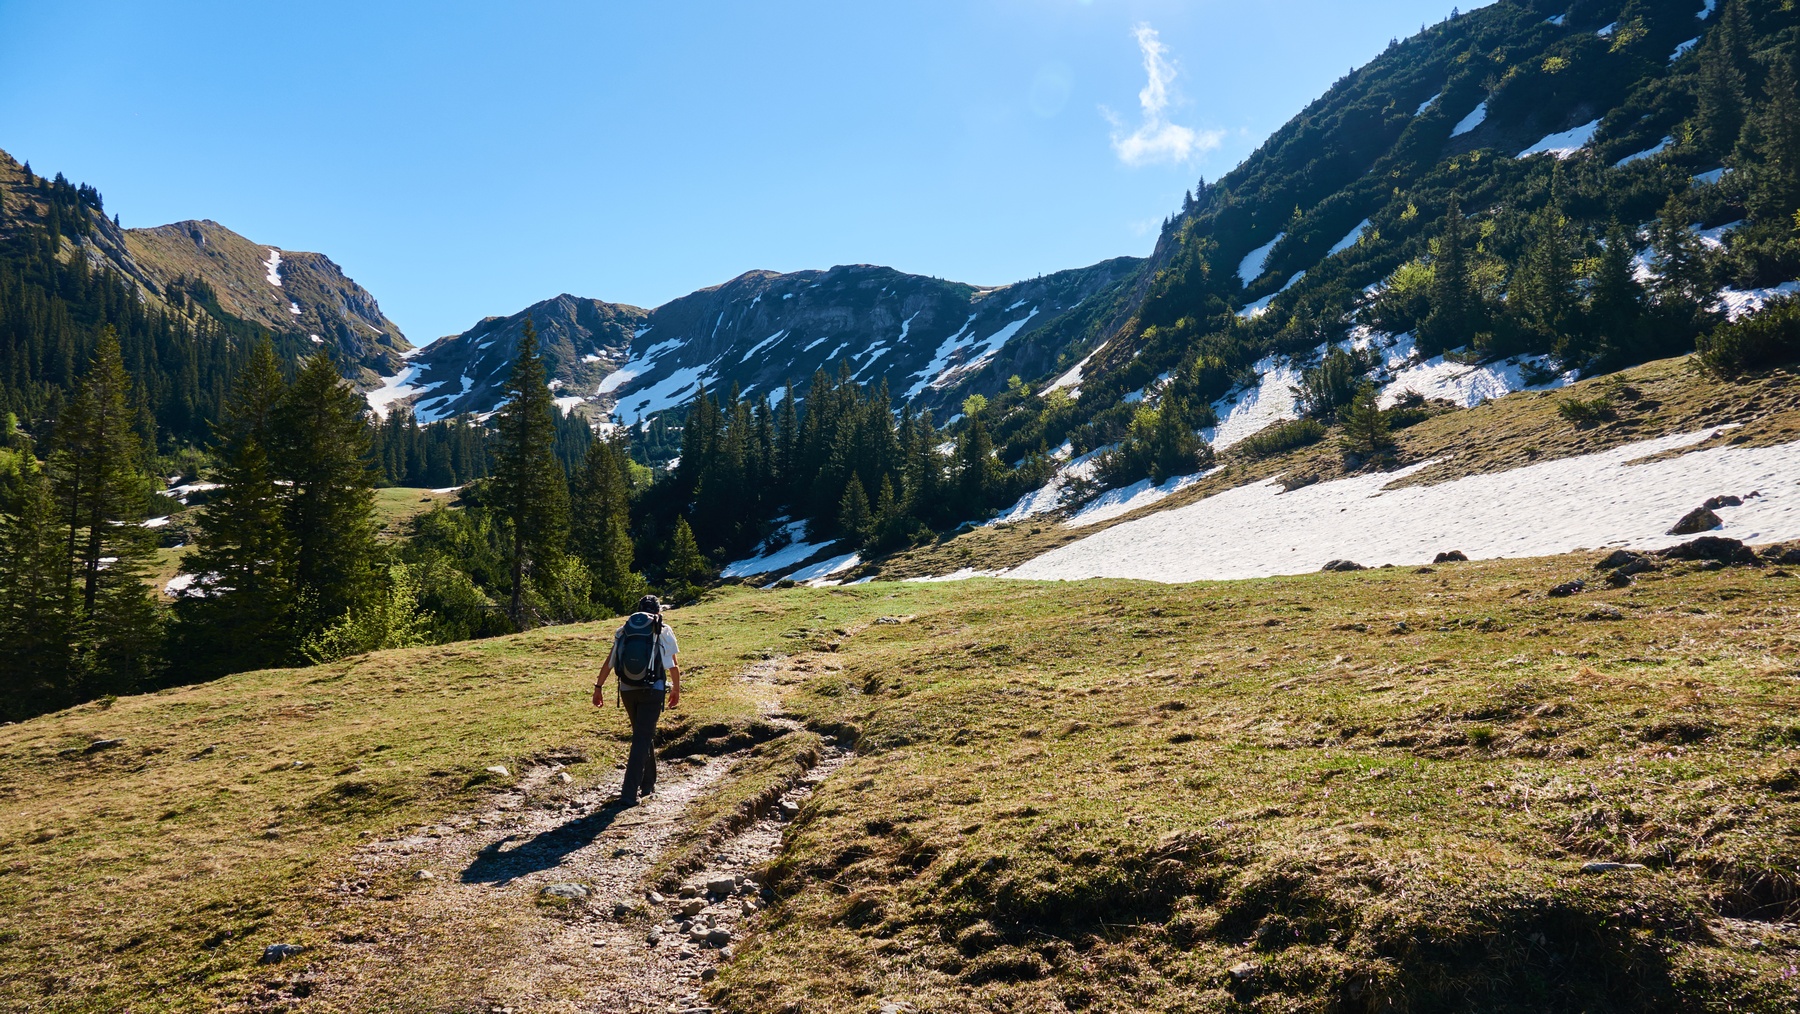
966, 0, 1800, 474
379, 258, 1142, 423
0, 148, 410, 384
125, 220, 410, 379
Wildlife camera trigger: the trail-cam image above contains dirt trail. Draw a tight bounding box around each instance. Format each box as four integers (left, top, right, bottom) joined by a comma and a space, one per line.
275, 659, 847, 1014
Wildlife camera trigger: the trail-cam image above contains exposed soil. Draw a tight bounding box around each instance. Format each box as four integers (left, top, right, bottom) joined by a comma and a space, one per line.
264, 662, 848, 1014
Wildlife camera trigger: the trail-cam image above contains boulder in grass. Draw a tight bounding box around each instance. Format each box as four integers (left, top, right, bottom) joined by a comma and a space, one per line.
1657, 537, 1760, 567
1548, 579, 1586, 598
1668, 507, 1723, 536
1433, 550, 1469, 563
1320, 560, 1366, 572
259, 943, 305, 964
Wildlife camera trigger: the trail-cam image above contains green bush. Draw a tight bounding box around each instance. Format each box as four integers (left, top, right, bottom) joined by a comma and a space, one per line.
1234, 418, 1327, 459
1556, 394, 1616, 427
1696, 297, 1800, 376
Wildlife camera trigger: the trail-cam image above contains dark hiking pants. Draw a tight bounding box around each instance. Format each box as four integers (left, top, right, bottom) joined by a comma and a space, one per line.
619, 687, 665, 801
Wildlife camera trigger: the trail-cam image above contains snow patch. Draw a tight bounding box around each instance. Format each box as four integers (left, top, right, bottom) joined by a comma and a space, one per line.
1328, 219, 1371, 257
1416, 92, 1442, 115
739, 330, 789, 364
925, 309, 1041, 392
1237, 233, 1284, 288
554, 396, 584, 416
367, 365, 430, 419
1546, 14, 1566, 25
1597, 21, 1617, 36
779, 552, 862, 587
598, 338, 683, 397
288, 301, 302, 316
1719, 281, 1800, 320
722, 522, 832, 579
263, 249, 282, 287
1067, 468, 1220, 528
1201, 355, 1305, 450
1693, 167, 1728, 186
1451, 100, 1488, 137
904, 568, 1006, 583
1042, 346, 1099, 397
1614, 137, 1672, 167
1517, 119, 1600, 159
1377, 338, 1574, 408
1670, 37, 1700, 62
1698, 0, 1716, 17
1009, 427, 1800, 584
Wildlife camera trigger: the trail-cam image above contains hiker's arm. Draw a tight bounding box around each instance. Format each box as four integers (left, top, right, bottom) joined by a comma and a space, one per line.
667, 655, 681, 709
592, 647, 613, 707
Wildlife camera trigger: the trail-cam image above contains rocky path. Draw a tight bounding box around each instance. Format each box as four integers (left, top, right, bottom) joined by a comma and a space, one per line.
274, 660, 847, 1014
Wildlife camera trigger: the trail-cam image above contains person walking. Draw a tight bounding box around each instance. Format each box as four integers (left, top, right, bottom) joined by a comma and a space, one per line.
592, 594, 682, 807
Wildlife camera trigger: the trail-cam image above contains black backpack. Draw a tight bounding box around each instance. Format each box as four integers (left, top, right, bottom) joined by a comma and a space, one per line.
615, 612, 663, 688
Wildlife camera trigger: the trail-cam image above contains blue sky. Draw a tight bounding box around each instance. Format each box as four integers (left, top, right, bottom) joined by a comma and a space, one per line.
0, 0, 1480, 344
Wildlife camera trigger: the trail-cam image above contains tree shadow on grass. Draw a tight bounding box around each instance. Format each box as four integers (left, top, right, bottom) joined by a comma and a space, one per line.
460, 803, 628, 885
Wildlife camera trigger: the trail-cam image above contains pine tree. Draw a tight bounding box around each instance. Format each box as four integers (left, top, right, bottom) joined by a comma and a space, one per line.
1734, 58, 1800, 224
273, 353, 381, 642
955, 413, 999, 520
0, 445, 73, 718
172, 341, 297, 677
1576, 222, 1648, 367
838, 474, 873, 546
49, 327, 161, 698
489, 320, 570, 627
1690, 0, 1750, 157
1510, 173, 1578, 351
663, 516, 709, 601
1338, 384, 1393, 461
572, 437, 641, 614
1420, 199, 1482, 354
1648, 198, 1716, 312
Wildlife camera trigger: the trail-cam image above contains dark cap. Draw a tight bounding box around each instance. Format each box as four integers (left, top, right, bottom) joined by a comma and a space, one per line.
634, 594, 662, 615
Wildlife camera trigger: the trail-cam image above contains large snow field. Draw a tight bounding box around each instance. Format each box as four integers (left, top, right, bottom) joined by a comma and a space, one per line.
780, 551, 861, 587
1007, 427, 1800, 584
367, 363, 435, 420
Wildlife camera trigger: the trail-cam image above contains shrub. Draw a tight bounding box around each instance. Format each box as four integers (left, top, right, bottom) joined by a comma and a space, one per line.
1235, 418, 1327, 459
1093, 398, 1215, 488
1696, 297, 1800, 376
1556, 394, 1616, 427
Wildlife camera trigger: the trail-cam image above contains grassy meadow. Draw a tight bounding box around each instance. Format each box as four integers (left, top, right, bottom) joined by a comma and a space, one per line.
1, 548, 1797, 1011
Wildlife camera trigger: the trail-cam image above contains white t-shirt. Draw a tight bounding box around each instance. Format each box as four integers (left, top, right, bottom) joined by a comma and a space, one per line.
612, 619, 678, 687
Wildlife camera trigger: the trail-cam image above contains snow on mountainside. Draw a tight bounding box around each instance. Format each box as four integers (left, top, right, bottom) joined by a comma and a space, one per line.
374, 258, 1141, 423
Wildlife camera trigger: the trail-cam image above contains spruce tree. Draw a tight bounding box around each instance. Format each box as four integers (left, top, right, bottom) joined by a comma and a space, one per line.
1511, 199, 1577, 350
49, 327, 161, 698
273, 353, 381, 643
1648, 198, 1716, 312
838, 474, 873, 546
1338, 384, 1393, 461
955, 414, 999, 520
663, 516, 709, 601
172, 341, 296, 676
1735, 58, 1800, 224
1577, 223, 1647, 367
572, 437, 641, 614
1420, 199, 1481, 354
490, 320, 570, 627
0, 446, 72, 718
1690, 0, 1750, 157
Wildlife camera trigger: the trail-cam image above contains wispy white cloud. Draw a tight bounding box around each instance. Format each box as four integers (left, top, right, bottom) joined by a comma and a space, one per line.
1104, 23, 1220, 167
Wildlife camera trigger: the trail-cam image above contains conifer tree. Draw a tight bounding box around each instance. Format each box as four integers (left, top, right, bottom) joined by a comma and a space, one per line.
49, 327, 161, 697
1648, 198, 1717, 312
663, 516, 709, 601
1734, 58, 1800, 224
1420, 199, 1482, 354
572, 437, 641, 614
172, 340, 296, 676
1511, 198, 1577, 348
1576, 222, 1647, 367
0, 444, 72, 718
1690, 0, 1750, 157
1337, 384, 1393, 461
490, 320, 570, 627
955, 412, 999, 520
273, 353, 381, 642
838, 474, 873, 546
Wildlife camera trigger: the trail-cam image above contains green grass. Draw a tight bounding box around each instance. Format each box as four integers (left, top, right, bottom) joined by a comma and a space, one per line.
4, 552, 1799, 1011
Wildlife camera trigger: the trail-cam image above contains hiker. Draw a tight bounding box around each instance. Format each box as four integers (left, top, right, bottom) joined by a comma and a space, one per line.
592, 594, 682, 807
